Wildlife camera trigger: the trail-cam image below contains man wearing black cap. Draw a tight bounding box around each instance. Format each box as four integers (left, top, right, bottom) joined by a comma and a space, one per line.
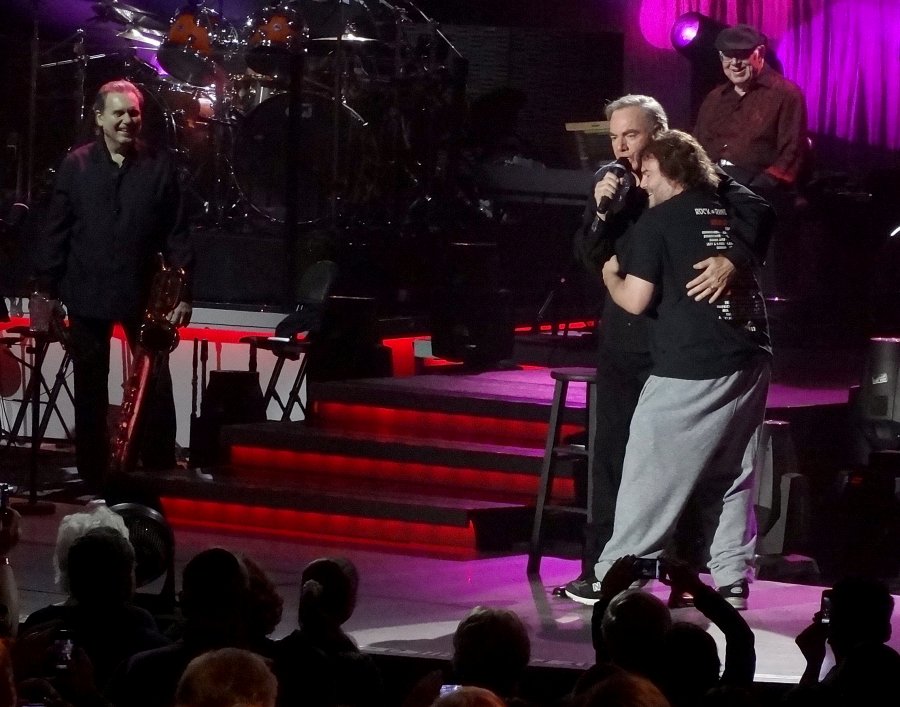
694, 24, 807, 194
693, 24, 807, 300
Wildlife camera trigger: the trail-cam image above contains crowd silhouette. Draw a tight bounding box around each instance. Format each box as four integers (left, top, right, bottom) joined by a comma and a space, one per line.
0, 502, 896, 707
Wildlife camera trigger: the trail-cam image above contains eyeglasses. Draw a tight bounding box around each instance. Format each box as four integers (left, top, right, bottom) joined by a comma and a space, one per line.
719, 48, 759, 64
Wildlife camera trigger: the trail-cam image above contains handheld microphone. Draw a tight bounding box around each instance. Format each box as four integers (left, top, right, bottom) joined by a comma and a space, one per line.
596, 157, 633, 214
591, 157, 633, 232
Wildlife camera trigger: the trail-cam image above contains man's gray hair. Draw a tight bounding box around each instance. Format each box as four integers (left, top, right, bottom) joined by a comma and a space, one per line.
605, 95, 669, 135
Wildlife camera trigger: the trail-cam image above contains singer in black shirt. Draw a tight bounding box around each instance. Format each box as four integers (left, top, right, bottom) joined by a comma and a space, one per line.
33, 80, 194, 490
564, 95, 773, 606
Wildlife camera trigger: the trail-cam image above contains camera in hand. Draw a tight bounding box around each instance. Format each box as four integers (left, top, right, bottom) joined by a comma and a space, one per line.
819, 589, 832, 625
633, 557, 663, 580
52, 630, 74, 672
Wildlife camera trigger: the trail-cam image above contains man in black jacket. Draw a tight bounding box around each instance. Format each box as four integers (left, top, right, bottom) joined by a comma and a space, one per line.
564, 95, 774, 606
32, 79, 194, 489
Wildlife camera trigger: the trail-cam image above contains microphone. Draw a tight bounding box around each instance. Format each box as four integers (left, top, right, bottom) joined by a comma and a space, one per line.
591, 158, 634, 233
597, 157, 633, 213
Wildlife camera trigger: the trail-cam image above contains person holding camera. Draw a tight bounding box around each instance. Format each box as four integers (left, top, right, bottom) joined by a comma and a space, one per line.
785, 576, 900, 705
581, 555, 755, 706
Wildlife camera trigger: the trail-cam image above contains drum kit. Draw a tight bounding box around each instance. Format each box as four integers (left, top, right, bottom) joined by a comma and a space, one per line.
77, 0, 466, 228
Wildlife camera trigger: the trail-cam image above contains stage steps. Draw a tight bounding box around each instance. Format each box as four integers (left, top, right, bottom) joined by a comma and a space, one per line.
121, 370, 592, 557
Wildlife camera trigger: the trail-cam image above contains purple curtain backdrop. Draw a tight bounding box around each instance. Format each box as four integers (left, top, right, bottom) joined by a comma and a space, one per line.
637, 0, 900, 151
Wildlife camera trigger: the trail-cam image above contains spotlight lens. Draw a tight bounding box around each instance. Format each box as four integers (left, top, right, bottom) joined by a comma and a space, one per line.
671, 13, 702, 50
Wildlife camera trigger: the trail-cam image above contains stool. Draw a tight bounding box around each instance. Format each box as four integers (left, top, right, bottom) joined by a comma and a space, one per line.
240, 336, 311, 421
527, 367, 597, 575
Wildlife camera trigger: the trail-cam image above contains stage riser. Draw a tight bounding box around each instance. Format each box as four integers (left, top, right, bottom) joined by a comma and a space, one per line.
227, 447, 577, 501
118, 371, 594, 554
310, 401, 583, 446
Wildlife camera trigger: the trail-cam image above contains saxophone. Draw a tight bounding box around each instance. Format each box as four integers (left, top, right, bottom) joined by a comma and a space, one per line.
109, 256, 186, 475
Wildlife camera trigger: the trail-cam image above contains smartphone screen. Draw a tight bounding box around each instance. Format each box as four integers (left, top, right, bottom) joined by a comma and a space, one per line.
633, 557, 659, 579
820, 589, 832, 624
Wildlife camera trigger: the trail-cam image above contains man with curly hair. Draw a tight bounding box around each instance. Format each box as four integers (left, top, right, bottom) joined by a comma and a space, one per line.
598, 130, 771, 610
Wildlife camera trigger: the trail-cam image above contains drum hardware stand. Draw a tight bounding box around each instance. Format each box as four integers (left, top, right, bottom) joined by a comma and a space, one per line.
284, 38, 307, 307
397, 1, 463, 201
209, 74, 229, 228
329, 2, 350, 225
25, 0, 41, 204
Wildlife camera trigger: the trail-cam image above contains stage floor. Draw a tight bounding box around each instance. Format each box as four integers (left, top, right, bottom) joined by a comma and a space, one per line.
13, 503, 900, 693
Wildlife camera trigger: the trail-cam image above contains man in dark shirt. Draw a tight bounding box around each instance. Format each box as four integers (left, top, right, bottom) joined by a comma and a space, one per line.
693, 24, 807, 196
597, 130, 771, 610
33, 79, 193, 490
563, 96, 773, 606
694, 24, 808, 297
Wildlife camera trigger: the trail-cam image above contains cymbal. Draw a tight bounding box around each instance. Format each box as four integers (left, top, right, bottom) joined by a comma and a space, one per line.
309, 33, 384, 44
116, 25, 165, 46
88, 0, 169, 33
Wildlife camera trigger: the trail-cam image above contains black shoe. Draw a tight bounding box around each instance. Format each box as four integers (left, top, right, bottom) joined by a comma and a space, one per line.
667, 588, 695, 609
563, 575, 604, 605
717, 579, 749, 610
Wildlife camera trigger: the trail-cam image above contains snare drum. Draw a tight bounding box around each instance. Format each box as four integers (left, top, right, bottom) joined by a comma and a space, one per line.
158, 6, 242, 86
244, 4, 308, 77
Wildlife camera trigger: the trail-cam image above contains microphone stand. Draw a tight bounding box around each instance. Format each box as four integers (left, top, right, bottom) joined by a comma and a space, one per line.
330, 0, 349, 224
283, 17, 306, 308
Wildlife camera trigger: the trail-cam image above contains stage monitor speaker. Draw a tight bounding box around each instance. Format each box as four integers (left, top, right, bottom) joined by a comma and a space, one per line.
853, 337, 900, 452
190, 370, 267, 468
306, 296, 393, 382
430, 242, 515, 369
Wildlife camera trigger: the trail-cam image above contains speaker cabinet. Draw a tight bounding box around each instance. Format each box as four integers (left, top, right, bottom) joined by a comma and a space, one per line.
430, 242, 515, 368
853, 337, 900, 452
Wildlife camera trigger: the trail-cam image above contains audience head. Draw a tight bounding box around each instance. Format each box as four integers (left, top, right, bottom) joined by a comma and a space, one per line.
67, 526, 136, 606
54, 502, 129, 591
241, 555, 284, 640
827, 575, 894, 656
432, 685, 506, 707
451, 606, 531, 698
0, 640, 15, 707
658, 622, 721, 707
600, 589, 671, 676
180, 548, 250, 644
580, 671, 671, 707
174, 647, 277, 707
297, 556, 359, 630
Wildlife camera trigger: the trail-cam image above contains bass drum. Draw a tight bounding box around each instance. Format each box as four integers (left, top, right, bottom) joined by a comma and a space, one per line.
232, 91, 376, 224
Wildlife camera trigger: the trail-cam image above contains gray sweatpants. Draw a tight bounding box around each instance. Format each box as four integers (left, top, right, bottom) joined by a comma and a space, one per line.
594, 359, 771, 588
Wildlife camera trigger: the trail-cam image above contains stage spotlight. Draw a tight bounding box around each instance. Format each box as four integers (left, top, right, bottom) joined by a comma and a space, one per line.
670, 12, 729, 115
670, 12, 726, 56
